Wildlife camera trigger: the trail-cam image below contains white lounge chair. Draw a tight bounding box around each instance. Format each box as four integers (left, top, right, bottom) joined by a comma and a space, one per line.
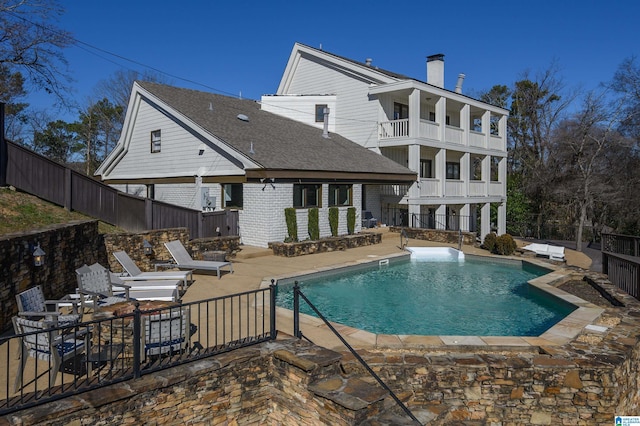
522, 243, 565, 261
164, 240, 233, 279
113, 251, 192, 290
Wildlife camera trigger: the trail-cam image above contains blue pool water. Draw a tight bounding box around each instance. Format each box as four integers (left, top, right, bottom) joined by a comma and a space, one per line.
276, 257, 576, 336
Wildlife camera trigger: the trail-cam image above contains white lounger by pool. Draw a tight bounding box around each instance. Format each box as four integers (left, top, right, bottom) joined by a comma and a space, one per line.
522, 243, 565, 261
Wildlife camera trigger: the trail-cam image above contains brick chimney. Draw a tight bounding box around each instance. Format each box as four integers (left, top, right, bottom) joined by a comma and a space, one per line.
426, 54, 445, 88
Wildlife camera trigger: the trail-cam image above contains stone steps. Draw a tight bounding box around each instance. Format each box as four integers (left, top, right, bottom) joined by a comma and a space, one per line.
273, 340, 439, 425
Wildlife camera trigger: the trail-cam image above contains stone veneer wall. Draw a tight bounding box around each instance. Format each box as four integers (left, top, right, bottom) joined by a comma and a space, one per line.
268, 232, 382, 257
5, 340, 379, 426
389, 226, 475, 245
0, 220, 106, 332
103, 227, 240, 273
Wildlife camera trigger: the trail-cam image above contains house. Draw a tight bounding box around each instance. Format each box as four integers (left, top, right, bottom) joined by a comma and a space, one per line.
95, 81, 416, 247
261, 43, 509, 239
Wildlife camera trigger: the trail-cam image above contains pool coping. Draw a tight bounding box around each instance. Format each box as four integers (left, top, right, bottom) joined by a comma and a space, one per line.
260, 251, 604, 351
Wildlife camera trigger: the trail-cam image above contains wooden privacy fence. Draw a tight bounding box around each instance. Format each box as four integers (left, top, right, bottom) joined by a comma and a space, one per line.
2, 140, 238, 238
602, 233, 640, 300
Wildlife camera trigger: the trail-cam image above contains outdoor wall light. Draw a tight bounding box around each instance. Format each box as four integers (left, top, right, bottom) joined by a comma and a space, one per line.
143, 239, 153, 256
32, 244, 46, 267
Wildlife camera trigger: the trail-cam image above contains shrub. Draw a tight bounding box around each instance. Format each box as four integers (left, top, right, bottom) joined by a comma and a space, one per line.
328, 207, 339, 237
347, 207, 356, 235
482, 233, 497, 252
284, 208, 298, 242
308, 208, 319, 240
495, 234, 517, 255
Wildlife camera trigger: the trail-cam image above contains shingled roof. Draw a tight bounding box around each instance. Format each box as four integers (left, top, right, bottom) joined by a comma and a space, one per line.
137, 81, 415, 181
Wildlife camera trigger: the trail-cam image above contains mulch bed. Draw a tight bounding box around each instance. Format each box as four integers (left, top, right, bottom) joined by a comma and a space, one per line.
558, 280, 618, 308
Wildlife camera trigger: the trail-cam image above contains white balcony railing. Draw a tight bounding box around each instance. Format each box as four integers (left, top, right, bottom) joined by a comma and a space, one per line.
445, 180, 465, 196
444, 126, 463, 145
469, 131, 485, 148
489, 181, 504, 196
419, 178, 440, 197
468, 180, 486, 196
419, 119, 439, 140
379, 119, 409, 139
489, 135, 504, 151
380, 184, 409, 197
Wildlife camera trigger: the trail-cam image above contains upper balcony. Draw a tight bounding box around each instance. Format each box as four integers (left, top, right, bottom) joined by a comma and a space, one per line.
374, 86, 507, 153
379, 118, 505, 151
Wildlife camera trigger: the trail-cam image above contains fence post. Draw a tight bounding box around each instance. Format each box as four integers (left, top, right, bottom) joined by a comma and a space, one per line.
0, 103, 6, 187
64, 168, 72, 211
293, 281, 301, 338
270, 279, 277, 340
132, 302, 142, 379
145, 199, 153, 231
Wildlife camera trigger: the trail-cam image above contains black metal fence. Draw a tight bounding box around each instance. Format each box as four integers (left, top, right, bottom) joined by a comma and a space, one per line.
0, 286, 276, 415
602, 233, 640, 300
3, 140, 238, 238
411, 213, 476, 232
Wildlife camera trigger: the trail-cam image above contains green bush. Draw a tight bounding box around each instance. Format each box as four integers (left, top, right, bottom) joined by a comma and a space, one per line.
308, 208, 319, 240
328, 207, 339, 237
284, 208, 298, 242
482, 233, 497, 252
347, 207, 356, 235
495, 234, 517, 255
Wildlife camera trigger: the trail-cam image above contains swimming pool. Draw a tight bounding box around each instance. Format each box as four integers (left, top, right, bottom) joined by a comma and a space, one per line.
275, 254, 576, 336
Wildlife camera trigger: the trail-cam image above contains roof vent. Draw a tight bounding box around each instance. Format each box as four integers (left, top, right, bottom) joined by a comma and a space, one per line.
365, 58, 372, 66
237, 114, 249, 122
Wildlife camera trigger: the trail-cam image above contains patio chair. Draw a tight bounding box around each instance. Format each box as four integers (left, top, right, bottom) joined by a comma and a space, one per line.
12, 316, 90, 393
141, 306, 190, 359
113, 250, 192, 290
76, 264, 131, 313
16, 285, 81, 326
361, 211, 377, 228
164, 240, 233, 279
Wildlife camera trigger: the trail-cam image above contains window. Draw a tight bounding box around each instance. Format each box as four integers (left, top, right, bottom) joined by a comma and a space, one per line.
315, 104, 328, 122
393, 103, 409, 120
446, 162, 460, 180
293, 184, 321, 208
222, 184, 243, 208
329, 184, 352, 206
428, 111, 436, 122
150, 130, 161, 153
420, 159, 432, 178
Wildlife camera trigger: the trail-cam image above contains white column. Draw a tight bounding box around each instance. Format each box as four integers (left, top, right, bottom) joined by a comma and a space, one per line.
436, 97, 446, 142
436, 204, 447, 230
482, 155, 491, 197
480, 202, 491, 240
409, 89, 421, 138
499, 157, 507, 196
436, 148, 446, 197
497, 201, 506, 235
461, 152, 469, 197
482, 110, 490, 149
461, 104, 470, 146
460, 204, 470, 232
408, 144, 421, 224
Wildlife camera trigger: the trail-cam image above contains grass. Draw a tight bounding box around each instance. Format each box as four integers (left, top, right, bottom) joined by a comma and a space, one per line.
0, 187, 123, 235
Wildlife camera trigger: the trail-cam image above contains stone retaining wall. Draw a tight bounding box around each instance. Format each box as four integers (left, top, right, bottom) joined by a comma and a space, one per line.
4, 340, 373, 426
103, 227, 240, 273
268, 232, 382, 257
0, 220, 106, 332
389, 226, 475, 245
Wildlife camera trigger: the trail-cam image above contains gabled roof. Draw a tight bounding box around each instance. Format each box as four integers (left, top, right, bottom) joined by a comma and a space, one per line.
134, 81, 415, 181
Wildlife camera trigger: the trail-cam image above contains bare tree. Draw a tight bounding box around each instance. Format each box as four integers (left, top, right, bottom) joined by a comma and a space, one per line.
507, 64, 577, 238
0, 0, 73, 104
550, 90, 633, 250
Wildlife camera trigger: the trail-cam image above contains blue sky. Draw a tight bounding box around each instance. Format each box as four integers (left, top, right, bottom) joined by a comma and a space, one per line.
27, 0, 640, 120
